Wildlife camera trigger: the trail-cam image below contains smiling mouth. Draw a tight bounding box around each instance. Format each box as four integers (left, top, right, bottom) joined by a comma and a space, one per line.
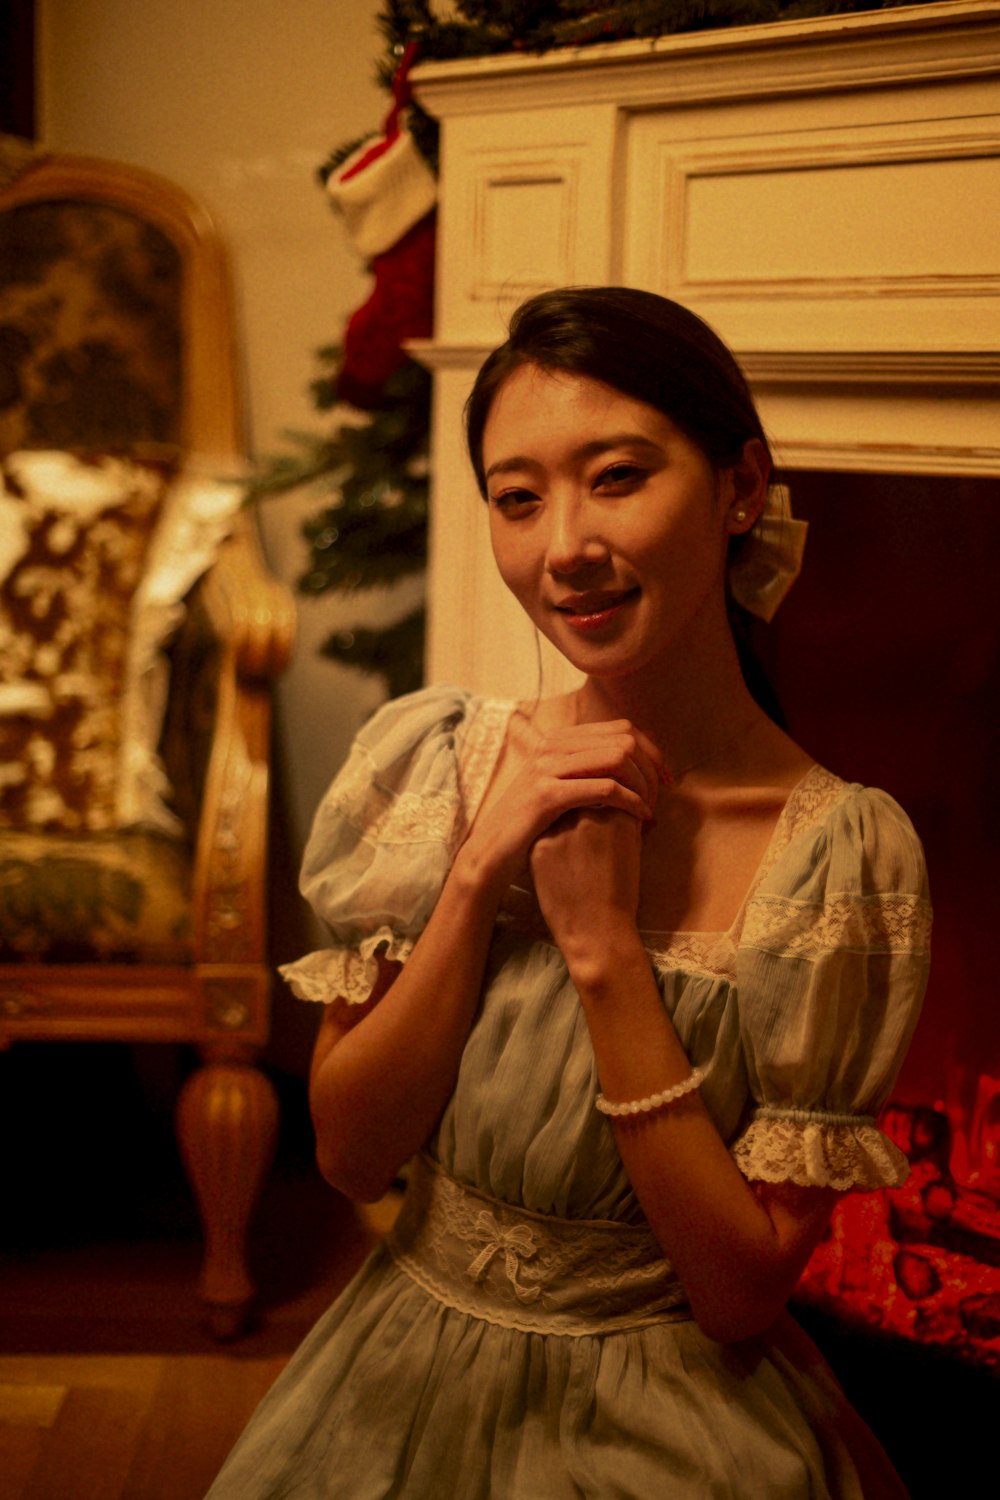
553, 588, 640, 631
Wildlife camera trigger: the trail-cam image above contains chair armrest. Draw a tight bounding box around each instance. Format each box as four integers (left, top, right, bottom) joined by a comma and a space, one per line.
199, 512, 296, 681
189, 513, 296, 972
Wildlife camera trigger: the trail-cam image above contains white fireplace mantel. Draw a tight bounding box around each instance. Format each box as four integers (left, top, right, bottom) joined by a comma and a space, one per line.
413, 1, 1000, 697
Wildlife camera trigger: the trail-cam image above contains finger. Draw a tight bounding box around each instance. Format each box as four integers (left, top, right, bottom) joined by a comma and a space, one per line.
558, 752, 649, 806
549, 731, 661, 810
586, 724, 666, 802
541, 773, 653, 825
556, 719, 666, 783
561, 717, 665, 781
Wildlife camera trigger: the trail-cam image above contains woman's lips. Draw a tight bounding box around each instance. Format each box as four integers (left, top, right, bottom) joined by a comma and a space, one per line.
553, 589, 639, 632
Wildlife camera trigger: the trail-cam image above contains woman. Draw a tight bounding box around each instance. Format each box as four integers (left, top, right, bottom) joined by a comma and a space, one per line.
208, 288, 930, 1498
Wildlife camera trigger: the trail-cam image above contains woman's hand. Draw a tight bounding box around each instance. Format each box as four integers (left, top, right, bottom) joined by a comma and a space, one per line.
457, 719, 665, 901
530, 807, 644, 968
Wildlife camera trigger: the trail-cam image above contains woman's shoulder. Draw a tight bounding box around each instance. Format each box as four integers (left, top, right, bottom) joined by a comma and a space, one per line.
778, 767, 927, 890
354, 683, 481, 757
308, 684, 517, 845
740, 765, 931, 957
297, 687, 500, 930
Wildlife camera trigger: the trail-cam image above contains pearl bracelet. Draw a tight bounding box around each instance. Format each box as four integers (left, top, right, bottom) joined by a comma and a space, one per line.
595, 1066, 706, 1117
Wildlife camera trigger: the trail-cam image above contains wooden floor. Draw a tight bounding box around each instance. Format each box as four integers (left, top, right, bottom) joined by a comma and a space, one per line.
0, 1351, 288, 1500
0, 1188, 402, 1500
0, 1045, 398, 1500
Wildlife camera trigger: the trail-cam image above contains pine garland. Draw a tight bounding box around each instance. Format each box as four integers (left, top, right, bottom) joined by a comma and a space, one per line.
370, 0, 941, 172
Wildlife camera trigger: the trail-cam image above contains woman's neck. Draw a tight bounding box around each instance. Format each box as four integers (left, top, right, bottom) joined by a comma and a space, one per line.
571, 635, 768, 784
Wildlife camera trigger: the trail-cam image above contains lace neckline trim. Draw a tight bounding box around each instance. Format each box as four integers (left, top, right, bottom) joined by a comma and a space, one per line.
639, 763, 851, 976
644, 763, 851, 943
460, 699, 852, 977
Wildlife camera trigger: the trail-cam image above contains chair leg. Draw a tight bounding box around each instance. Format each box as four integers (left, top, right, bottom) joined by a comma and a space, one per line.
176, 1057, 279, 1339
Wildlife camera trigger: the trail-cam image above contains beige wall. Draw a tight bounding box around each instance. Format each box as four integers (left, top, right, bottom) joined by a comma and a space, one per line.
37, 0, 404, 878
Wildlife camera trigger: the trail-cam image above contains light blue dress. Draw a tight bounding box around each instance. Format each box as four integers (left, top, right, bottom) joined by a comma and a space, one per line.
207, 686, 931, 1499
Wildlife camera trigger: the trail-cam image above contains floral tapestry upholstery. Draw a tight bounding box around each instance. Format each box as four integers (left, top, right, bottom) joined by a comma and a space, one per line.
0, 450, 172, 831
116, 459, 246, 834
0, 193, 188, 836
0, 199, 182, 454
0, 827, 192, 961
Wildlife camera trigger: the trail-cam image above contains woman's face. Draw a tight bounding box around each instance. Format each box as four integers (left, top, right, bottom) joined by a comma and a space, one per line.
481, 362, 746, 681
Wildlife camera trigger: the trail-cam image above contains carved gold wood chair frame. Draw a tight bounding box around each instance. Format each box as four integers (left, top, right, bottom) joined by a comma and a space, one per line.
0, 148, 297, 1338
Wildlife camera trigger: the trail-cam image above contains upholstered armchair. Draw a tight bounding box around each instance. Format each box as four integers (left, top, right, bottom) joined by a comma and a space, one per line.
0, 142, 296, 1337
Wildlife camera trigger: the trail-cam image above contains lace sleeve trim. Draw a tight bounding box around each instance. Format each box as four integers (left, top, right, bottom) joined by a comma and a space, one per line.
731, 1109, 910, 1191
319, 741, 460, 847
741, 890, 932, 959
278, 927, 415, 1005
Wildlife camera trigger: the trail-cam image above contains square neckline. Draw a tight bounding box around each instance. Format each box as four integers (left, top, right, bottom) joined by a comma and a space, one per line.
456, 695, 849, 961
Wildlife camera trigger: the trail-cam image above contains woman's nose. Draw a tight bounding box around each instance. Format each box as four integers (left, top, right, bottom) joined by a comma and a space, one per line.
545, 500, 609, 576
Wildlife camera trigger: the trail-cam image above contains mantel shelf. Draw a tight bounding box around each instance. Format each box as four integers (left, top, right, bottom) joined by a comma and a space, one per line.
413, 2, 1000, 115
410, 341, 1000, 388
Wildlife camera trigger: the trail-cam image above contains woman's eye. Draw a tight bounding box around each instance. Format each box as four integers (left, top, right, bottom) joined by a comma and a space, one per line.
595, 463, 646, 492
489, 488, 537, 513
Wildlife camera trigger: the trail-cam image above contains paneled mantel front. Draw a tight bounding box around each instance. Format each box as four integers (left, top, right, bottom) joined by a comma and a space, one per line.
412, 0, 1000, 697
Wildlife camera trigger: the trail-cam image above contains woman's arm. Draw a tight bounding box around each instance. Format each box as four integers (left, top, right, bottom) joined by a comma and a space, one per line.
308, 856, 509, 1202
577, 936, 838, 1342
530, 807, 838, 1343
308, 720, 664, 1203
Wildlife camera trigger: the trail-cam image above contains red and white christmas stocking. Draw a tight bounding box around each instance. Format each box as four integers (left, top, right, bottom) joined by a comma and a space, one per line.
327, 48, 437, 408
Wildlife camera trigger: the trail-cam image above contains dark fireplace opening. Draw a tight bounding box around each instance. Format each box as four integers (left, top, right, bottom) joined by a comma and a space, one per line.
750, 469, 999, 1490
757, 469, 999, 1115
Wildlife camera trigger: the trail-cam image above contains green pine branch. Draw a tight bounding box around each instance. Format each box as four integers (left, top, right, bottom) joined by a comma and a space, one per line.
301, 501, 427, 595
321, 606, 427, 699
249, 351, 430, 690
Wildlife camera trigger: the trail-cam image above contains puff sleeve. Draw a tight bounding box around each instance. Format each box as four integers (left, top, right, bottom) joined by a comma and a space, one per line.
730, 786, 931, 1192
279, 685, 475, 1005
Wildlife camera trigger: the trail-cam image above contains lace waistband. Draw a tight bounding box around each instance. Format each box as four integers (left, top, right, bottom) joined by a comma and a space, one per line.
387, 1154, 690, 1337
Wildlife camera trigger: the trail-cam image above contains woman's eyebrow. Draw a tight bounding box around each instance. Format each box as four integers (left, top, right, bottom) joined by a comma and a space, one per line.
485, 453, 540, 482
485, 434, 664, 483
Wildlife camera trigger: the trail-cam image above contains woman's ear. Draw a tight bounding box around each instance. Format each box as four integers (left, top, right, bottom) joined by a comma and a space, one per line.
724, 438, 771, 536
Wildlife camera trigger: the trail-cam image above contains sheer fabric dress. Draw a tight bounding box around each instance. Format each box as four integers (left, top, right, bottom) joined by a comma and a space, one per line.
206, 685, 931, 1500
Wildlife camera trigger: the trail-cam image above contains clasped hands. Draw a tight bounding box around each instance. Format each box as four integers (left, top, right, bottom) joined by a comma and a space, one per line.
466, 719, 666, 958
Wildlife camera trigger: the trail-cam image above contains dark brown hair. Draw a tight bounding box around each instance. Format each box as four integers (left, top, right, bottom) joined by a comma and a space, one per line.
465, 286, 772, 494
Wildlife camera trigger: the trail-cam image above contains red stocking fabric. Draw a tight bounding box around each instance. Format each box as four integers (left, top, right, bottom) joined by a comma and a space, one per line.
336, 208, 436, 410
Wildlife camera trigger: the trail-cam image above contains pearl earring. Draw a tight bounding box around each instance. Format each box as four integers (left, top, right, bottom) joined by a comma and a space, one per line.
734, 508, 748, 524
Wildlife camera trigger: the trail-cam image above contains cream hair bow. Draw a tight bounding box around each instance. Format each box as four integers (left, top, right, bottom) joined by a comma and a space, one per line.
728, 483, 808, 623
